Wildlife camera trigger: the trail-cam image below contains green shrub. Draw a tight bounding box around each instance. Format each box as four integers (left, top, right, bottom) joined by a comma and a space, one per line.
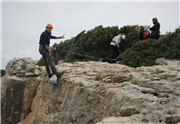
122, 27, 180, 67
159, 28, 180, 60
36, 57, 44, 66
38, 25, 179, 68
122, 39, 164, 67
51, 25, 149, 63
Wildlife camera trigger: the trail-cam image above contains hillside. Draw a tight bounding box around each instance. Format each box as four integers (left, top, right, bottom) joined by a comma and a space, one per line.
1, 57, 180, 124
37, 25, 150, 65
37, 26, 180, 68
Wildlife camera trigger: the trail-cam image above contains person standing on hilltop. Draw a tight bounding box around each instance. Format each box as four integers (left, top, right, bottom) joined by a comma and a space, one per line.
150, 17, 161, 39
110, 34, 126, 59
39, 23, 65, 81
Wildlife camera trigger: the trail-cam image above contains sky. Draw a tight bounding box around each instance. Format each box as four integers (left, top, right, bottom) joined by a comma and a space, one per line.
0, 0, 180, 69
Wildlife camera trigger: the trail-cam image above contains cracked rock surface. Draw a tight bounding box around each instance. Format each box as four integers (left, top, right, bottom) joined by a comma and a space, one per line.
1, 57, 180, 124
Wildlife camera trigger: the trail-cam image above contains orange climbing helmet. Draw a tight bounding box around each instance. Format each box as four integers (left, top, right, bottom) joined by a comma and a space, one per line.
46, 23, 53, 29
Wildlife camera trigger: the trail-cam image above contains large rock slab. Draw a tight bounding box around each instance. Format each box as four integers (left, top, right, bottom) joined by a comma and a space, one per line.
19, 59, 180, 124
1, 58, 180, 124
1, 75, 41, 124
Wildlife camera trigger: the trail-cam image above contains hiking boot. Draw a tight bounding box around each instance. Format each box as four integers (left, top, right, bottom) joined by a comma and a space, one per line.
48, 74, 53, 78
56, 71, 65, 79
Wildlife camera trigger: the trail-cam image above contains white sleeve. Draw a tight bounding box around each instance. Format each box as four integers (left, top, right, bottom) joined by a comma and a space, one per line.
112, 36, 116, 41
115, 35, 121, 47
116, 42, 120, 47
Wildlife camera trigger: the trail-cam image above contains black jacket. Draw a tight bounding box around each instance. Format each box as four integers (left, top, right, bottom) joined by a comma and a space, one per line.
150, 18, 160, 35
39, 30, 55, 46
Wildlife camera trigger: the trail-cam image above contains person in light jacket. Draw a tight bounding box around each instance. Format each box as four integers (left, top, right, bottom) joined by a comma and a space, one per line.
110, 34, 126, 59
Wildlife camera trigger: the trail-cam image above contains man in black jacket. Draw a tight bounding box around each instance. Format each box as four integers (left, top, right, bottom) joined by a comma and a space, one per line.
39, 23, 65, 80
150, 17, 160, 39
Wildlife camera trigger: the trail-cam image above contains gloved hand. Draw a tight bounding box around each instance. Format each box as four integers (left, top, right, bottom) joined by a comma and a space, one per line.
145, 33, 150, 36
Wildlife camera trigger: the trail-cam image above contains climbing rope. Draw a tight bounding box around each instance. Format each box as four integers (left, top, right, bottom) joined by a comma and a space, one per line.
51, 47, 103, 60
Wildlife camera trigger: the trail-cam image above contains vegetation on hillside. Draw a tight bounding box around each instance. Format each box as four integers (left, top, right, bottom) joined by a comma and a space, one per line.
122, 28, 180, 67
36, 25, 180, 67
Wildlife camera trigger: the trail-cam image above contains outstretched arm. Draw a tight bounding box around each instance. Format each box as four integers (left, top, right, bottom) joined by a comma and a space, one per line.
55, 34, 65, 39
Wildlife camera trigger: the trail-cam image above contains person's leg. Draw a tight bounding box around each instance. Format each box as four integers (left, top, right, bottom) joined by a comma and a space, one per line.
151, 35, 159, 40
44, 52, 58, 76
155, 35, 160, 39
39, 45, 64, 80
42, 54, 51, 76
115, 47, 119, 59
150, 33, 159, 40
149, 33, 154, 39
111, 45, 115, 59
44, 52, 65, 79
39, 45, 52, 77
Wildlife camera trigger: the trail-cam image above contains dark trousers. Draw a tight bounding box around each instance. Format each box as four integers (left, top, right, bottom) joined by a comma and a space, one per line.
150, 32, 160, 40
150, 35, 160, 40
111, 45, 119, 59
39, 45, 58, 76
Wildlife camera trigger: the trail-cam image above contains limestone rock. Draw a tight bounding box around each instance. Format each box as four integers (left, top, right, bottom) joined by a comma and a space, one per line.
5, 58, 42, 77
1, 75, 41, 124
1, 57, 180, 124
95, 116, 145, 124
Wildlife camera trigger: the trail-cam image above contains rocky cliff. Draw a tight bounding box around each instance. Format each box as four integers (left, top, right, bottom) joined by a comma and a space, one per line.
1, 57, 180, 124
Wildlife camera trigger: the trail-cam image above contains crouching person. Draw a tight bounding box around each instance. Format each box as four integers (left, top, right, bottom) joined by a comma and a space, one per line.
110, 34, 126, 59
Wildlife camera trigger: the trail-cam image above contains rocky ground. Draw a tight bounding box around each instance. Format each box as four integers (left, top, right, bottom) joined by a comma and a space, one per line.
1, 57, 180, 124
